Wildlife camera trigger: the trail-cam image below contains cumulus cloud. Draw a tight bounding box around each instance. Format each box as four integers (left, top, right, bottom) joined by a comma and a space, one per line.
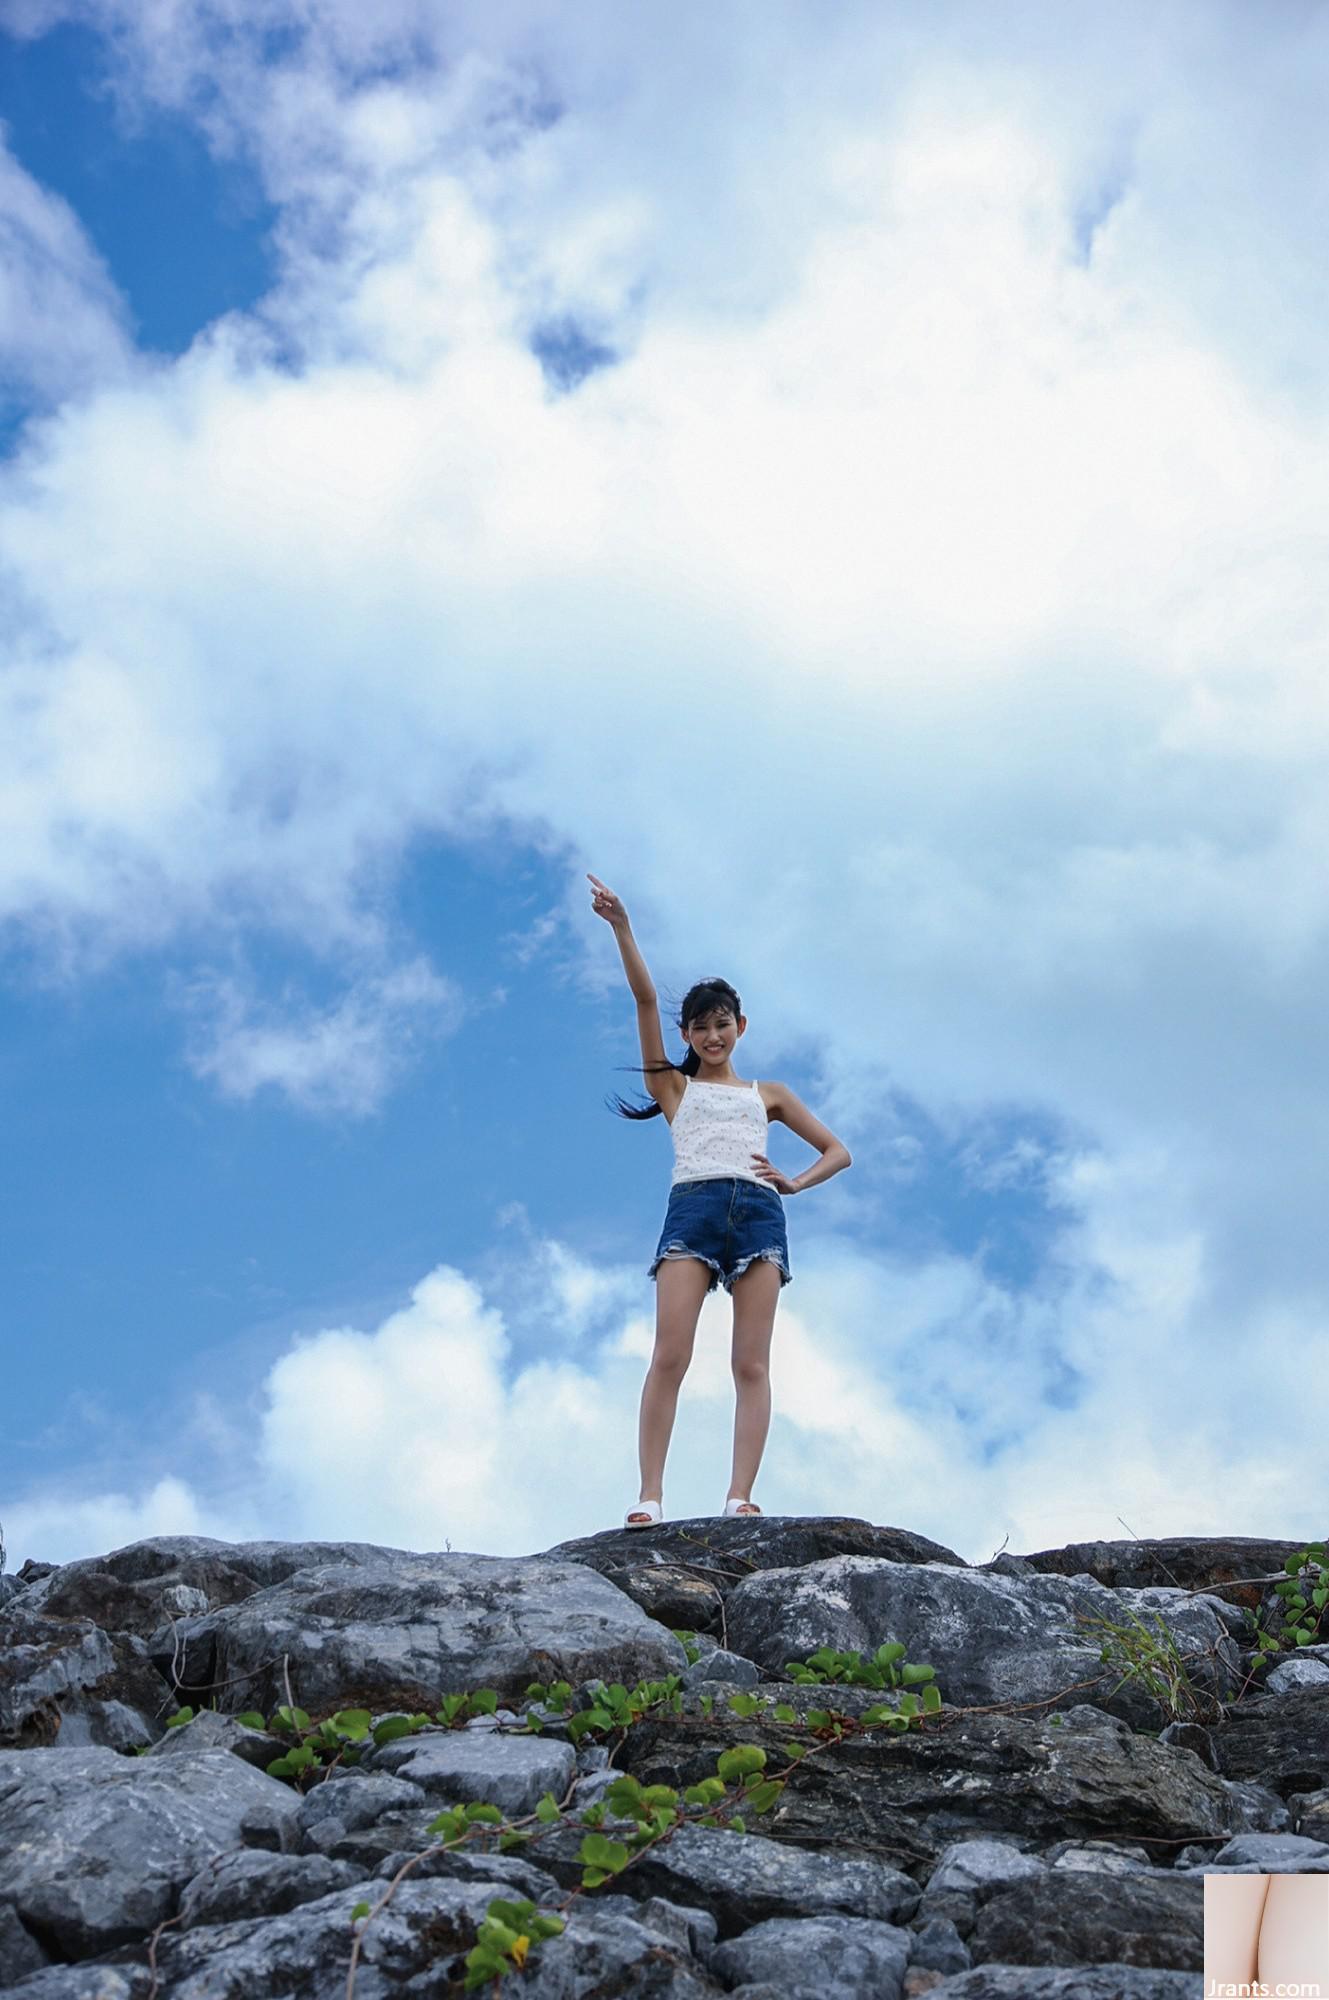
0, 1474, 221, 1573
1, 1, 1327, 1551
5, 1214, 1322, 1573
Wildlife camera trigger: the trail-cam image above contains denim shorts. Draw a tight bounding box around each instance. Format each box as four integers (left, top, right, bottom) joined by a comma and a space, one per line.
647, 1176, 792, 1296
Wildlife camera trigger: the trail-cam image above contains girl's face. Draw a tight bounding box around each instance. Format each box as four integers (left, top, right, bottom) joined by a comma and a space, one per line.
684, 1008, 746, 1069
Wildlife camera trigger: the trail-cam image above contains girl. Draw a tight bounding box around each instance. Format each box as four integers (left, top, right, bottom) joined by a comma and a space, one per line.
588, 873, 852, 1529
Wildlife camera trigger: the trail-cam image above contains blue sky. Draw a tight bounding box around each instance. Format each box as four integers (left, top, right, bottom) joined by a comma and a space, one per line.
1, 1, 1326, 1570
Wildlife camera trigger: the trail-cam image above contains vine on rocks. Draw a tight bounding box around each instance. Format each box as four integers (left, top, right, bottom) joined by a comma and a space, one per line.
1245, 1540, 1328, 1659
339, 1639, 946, 1995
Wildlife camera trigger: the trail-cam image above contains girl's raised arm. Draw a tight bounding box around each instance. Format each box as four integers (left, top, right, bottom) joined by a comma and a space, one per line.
588, 874, 682, 1111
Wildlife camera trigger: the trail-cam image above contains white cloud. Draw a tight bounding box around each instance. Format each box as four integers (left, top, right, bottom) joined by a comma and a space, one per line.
0, 1475, 222, 1574
171, 955, 462, 1114
1, 2, 1327, 1545
5, 1220, 1323, 1574
0, 129, 135, 414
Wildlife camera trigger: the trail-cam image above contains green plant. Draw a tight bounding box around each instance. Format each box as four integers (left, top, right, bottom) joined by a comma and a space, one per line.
347, 1738, 806, 1994
670, 1628, 703, 1665
1243, 1541, 1328, 1663
780, 1643, 943, 1727
524, 1675, 684, 1744
1073, 1605, 1216, 1725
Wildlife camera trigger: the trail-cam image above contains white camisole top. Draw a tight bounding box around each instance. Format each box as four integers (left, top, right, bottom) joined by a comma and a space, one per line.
669, 1077, 770, 1188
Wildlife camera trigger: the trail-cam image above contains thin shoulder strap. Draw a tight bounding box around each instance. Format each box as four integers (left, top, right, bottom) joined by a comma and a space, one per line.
751, 1078, 760, 1092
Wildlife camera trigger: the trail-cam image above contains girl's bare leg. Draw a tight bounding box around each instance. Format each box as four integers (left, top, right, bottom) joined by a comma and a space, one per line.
629, 1258, 712, 1521
727, 1259, 781, 1505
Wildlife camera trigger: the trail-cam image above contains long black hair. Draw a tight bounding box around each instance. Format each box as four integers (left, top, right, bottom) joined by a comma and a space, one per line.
606, 977, 744, 1120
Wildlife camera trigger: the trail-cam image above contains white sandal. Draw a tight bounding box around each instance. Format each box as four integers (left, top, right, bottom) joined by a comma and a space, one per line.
624, 1499, 663, 1529
723, 1498, 762, 1517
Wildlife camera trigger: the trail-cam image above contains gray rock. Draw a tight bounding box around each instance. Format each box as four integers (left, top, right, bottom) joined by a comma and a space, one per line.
724, 1558, 1242, 1728
181, 1554, 688, 1717
296, 1768, 429, 1844
928, 1971, 1199, 1998
1017, 1535, 1302, 1601
1266, 1655, 1329, 1692
683, 1648, 761, 1688
368, 1728, 578, 1812
1046, 1843, 1154, 1873
622, 1698, 1278, 1878
0, 1901, 49, 1984
1207, 1830, 1329, 1868
910, 1914, 971, 1974
711, 1913, 911, 1999
145, 1707, 278, 1771
1210, 1682, 1329, 1797
924, 1839, 1046, 1898
1290, 1787, 1329, 1838
3, 1971, 151, 1998
528, 1818, 919, 1938
614, 1893, 719, 1959
372, 1842, 563, 1900
1056, 1704, 1130, 1734
1157, 1720, 1218, 1769
0, 1743, 301, 1959
969, 1869, 1202, 1970
20, 1534, 416, 1627
0, 1608, 167, 1750
177, 1847, 365, 1929
146, 1874, 723, 1997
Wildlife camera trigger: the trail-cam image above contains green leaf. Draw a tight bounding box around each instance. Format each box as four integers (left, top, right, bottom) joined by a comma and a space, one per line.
772, 1703, 797, 1723
744, 1778, 785, 1813
350, 1900, 371, 1921
286, 1745, 317, 1771
477, 1917, 520, 1951
464, 1802, 504, 1824
581, 1867, 609, 1888
331, 1709, 372, 1735
684, 1777, 726, 1806
266, 1755, 294, 1778
166, 1708, 195, 1728
235, 1711, 267, 1732
470, 1690, 499, 1715
579, 1832, 629, 1871
372, 1715, 414, 1745
535, 1792, 561, 1823
716, 1745, 767, 1782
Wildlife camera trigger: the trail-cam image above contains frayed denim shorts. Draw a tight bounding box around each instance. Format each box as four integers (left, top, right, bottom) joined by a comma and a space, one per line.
647, 1176, 792, 1296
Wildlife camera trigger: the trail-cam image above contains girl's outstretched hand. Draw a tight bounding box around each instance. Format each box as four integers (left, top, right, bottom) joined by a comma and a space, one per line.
587, 873, 628, 928
752, 1153, 800, 1195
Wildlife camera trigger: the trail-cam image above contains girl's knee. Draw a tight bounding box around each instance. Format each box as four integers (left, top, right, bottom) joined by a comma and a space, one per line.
731, 1355, 770, 1389
650, 1344, 694, 1383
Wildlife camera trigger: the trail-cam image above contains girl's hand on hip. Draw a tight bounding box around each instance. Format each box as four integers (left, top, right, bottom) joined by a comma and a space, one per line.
752, 1153, 799, 1195
587, 873, 628, 927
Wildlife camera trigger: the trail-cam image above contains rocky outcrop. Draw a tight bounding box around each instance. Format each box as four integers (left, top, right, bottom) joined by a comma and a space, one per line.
0, 1515, 1324, 1998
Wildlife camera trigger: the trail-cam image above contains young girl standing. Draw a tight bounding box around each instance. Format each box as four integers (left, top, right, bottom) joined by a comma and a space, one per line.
588, 873, 852, 1528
